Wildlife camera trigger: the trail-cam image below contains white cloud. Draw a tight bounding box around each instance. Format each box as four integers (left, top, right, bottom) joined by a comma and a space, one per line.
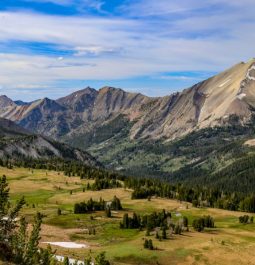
0, 0, 255, 98
74, 46, 115, 56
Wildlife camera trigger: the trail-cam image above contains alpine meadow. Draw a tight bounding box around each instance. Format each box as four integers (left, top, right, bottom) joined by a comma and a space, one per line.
0, 1, 255, 265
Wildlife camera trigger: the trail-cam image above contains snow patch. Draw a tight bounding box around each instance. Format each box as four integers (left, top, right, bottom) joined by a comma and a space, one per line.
219, 79, 231, 87
55, 255, 93, 265
236, 93, 246, 100
246, 65, 255, 81
43, 242, 89, 249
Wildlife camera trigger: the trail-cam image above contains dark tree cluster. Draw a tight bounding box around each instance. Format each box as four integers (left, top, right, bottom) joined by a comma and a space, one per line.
74, 196, 122, 214
125, 177, 255, 213
239, 215, 253, 224
88, 178, 122, 191
144, 239, 154, 250
120, 210, 171, 230
192, 216, 214, 232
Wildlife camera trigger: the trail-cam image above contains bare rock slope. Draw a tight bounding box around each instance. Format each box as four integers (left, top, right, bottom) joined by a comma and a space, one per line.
0, 118, 99, 166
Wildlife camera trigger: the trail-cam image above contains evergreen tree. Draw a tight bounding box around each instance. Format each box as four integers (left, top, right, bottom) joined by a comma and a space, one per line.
122, 213, 129, 229
95, 252, 110, 265
105, 207, 111, 218
192, 218, 204, 232
144, 239, 149, 249
24, 212, 43, 265
0, 175, 55, 264
148, 239, 154, 250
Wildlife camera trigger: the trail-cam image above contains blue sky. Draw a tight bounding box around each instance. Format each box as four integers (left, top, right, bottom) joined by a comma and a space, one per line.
0, 0, 255, 100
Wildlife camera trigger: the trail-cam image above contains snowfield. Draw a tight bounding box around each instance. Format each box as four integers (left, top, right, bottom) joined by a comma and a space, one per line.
43, 242, 89, 249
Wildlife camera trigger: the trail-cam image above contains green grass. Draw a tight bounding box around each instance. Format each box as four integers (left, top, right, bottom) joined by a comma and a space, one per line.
3, 166, 255, 265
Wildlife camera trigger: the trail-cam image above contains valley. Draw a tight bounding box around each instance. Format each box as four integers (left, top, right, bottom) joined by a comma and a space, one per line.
1, 1, 255, 264
2, 166, 255, 265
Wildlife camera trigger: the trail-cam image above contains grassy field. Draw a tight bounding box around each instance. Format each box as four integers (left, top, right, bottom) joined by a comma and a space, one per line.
2, 166, 255, 265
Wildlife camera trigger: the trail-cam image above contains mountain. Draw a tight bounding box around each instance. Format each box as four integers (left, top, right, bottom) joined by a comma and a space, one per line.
0, 118, 99, 167
1, 59, 255, 141
0, 117, 30, 137
1, 59, 255, 184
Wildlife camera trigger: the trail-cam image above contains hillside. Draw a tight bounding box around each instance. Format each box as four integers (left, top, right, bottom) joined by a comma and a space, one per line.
0, 117, 30, 137
0, 118, 99, 167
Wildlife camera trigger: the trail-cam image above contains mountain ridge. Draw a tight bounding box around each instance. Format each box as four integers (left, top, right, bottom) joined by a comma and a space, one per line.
1, 59, 255, 144
0, 117, 100, 167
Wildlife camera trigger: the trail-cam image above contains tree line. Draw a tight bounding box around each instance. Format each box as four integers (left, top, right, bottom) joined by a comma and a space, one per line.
1, 157, 255, 213
125, 178, 255, 213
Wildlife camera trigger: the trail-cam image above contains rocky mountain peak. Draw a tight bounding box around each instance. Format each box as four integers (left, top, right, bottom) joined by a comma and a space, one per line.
0, 95, 16, 108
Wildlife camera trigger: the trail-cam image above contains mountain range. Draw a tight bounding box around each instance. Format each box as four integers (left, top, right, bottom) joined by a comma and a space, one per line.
1, 59, 255, 141
1, 59, 255, 188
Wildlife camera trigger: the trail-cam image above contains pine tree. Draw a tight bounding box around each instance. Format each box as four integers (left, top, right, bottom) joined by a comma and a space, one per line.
95, 251, 110, 265
24, 212, 43, 264
122, 213, 129, 228
39, 245, 56, 265
148, 239, 154, 250
0, 175, 54, 264
105, 207, 111, 218
144, 239, 149, 249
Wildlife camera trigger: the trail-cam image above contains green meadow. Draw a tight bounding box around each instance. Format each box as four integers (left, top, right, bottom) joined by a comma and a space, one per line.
2, 166, 255, 265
